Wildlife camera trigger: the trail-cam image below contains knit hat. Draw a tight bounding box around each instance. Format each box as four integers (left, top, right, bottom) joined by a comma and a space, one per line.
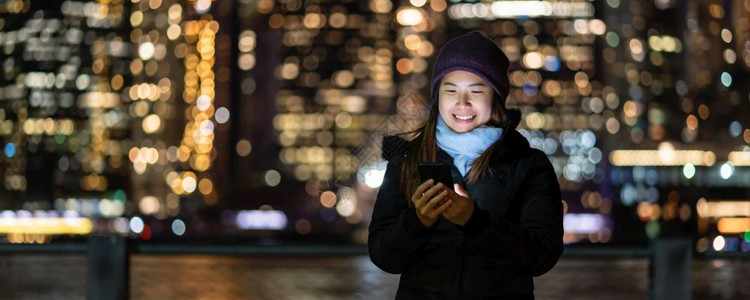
430, 31, 511, 107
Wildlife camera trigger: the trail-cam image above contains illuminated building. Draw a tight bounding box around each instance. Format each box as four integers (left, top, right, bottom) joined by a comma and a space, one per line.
125, 0, 228, 236
252, 0, 400, 239
0, 1, 747, 251
122, 0, 237, 239
0, 1, 131, 243
603, 0, 750, 252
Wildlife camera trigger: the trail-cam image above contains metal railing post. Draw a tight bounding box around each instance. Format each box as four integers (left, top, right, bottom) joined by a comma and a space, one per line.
87, 235, 129, 300
650, 238, 692, 300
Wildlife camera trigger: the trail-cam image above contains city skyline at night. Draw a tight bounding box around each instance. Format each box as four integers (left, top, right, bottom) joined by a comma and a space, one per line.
0, 0, 747, 254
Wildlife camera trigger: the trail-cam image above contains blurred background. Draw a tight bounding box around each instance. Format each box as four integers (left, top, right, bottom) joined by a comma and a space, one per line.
0, 0, 748, 299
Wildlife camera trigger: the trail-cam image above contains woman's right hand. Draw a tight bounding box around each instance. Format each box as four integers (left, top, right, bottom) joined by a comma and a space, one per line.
411, 179, 453, 227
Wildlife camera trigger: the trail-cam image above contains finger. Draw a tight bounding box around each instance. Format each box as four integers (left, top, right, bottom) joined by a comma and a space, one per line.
419, 204, 433, 218
440, 208, 453, 218
454, 183, 469, 197
421, 182, 444, 202
412, 180, 434, 203
430, 199, 453, 217
444, 188, 463, 203
415, 179, 434, 196
427, 190, 449, 208
423, 190, 448, 218
441, 202, 458, 217
414, 179, 434, 199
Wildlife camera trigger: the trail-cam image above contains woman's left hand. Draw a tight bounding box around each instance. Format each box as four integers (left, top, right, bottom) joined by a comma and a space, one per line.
441, 184, 475, 226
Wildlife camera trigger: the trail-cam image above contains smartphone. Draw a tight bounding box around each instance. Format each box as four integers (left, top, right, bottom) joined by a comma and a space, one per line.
418, 162, 455, 188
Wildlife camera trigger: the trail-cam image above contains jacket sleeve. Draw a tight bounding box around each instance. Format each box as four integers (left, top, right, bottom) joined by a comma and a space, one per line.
460, 151, 564, 277
368, 155, 434, 274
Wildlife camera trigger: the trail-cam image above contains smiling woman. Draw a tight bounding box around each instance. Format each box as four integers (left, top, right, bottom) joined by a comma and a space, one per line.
368, 31, 563, 299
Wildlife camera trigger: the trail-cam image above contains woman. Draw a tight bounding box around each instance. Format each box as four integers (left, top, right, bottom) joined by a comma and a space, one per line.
368, 31, 564, 299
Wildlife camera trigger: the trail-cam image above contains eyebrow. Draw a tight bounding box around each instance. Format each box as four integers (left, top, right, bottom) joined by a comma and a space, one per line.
442, 82, 487, 87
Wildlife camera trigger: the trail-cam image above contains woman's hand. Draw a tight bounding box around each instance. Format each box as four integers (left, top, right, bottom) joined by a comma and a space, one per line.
411, 179, 453, 227
441, 184, 475, 226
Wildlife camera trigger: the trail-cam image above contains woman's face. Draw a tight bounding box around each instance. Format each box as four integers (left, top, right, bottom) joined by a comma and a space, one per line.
438, 70, 494, 133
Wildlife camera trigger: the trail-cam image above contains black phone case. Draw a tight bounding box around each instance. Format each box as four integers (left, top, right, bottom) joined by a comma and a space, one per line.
418, 162, 455, 188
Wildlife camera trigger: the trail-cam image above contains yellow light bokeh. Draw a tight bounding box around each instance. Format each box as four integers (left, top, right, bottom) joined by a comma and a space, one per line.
728, 151, 750, 166
0, 217, 93, 235
609, 150, 717, 166
404, 34, 421, 50
396, 7, 423, 26
142, 114, 161, 133
522, 52, 544, 69
199, 178, 213, 195
320, 191, 337, 208
717, 218, 750, 233
182, 176, 197, 194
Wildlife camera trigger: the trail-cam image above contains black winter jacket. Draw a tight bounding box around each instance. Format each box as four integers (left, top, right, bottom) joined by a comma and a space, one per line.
368, 128, 564, 299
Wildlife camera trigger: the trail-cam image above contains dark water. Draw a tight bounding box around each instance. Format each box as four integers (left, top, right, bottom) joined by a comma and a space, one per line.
0, 254, 747, 299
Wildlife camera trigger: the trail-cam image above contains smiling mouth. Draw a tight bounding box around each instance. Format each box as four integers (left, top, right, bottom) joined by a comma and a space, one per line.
453, 114, 476, 121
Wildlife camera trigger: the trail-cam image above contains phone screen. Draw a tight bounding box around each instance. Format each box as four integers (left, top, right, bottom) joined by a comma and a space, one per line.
418, 162, 455, 188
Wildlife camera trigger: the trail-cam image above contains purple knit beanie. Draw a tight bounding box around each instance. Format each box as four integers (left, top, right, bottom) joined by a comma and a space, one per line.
430, 31, 511, 107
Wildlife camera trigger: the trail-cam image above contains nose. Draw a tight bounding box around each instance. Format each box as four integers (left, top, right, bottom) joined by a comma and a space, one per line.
456, 92, 471, 106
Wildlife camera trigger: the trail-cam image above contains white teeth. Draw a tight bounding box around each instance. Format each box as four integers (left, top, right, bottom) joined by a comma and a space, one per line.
454, 115, 475, 120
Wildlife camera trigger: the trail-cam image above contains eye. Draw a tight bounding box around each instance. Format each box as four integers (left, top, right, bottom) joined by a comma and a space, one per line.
444, 89, 456, 93
471, 90, 484, 94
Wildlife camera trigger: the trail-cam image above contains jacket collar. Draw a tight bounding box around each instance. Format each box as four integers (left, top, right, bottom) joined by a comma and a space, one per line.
489, 128, 530, 163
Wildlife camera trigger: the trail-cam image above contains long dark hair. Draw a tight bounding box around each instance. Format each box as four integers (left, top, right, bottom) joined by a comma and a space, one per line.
397, 92, 515, 207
